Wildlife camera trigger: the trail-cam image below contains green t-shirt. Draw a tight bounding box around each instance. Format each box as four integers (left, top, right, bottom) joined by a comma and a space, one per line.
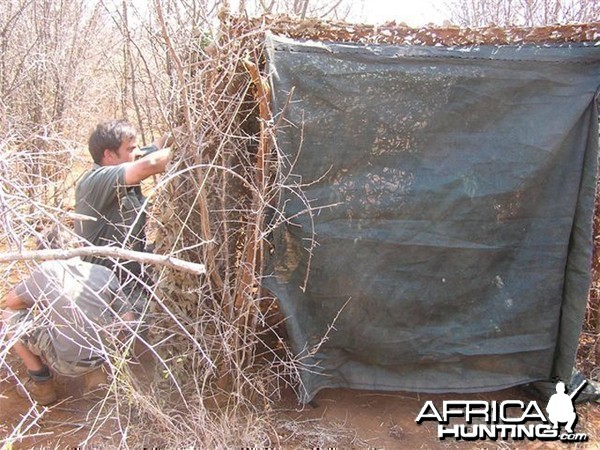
74, 164, 146, 278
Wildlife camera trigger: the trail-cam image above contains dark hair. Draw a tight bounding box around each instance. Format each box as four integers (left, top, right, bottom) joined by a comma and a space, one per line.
88, 119, 137, 164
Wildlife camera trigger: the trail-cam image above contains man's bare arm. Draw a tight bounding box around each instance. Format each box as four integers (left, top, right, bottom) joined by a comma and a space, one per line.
123, 126, 183, 184
123, 147, 172, 185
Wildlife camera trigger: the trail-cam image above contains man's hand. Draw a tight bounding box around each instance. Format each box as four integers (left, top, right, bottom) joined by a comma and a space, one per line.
154, 125, 184, 150
4, 290, 29, 310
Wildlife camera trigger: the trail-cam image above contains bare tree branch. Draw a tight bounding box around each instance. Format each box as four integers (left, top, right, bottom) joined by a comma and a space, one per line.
447, 0, 599, 26
0, 246, 206, 275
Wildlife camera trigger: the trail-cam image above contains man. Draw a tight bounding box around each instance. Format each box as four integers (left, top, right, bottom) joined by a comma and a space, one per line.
74, 120, 173, 310
2, 238, 135, 405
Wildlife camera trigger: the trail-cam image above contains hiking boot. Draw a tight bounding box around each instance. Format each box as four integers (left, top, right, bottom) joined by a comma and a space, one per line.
16, 377, 57, 406
83, 366, 109, 396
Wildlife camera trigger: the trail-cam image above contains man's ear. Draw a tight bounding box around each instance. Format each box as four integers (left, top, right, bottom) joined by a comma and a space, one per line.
101, 149, 113, 164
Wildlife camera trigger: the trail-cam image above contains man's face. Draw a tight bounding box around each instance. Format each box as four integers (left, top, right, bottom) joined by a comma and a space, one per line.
102, 136, 139, 166
110, 137, 139, 164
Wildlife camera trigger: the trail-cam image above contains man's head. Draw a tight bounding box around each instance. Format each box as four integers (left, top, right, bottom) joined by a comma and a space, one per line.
88, 120, 138, 165
556, 382, 566, 394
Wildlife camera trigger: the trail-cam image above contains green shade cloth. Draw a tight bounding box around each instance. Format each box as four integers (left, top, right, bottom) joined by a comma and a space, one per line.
265, 34, 600, 402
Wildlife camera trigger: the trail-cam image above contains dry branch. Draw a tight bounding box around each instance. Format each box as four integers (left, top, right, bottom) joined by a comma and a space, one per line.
0, 246, 206, 275
233, 57, 272, 312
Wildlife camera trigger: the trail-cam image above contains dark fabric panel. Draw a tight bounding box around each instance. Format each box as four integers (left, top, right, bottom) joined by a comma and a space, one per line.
265, 34, 600, 402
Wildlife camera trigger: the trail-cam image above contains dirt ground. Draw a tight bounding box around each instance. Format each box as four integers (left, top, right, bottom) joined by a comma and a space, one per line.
289, 387, 600, 449
2, 364, 599, 449
0, 369, 118, 448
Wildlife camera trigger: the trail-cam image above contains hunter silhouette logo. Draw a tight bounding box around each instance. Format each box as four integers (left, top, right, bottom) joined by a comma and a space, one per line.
546, 380, 586, 434
415, 380, 589, 442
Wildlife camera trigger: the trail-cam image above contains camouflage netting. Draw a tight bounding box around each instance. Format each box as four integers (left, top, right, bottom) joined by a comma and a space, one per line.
244, 15, 600, 45
150, 15, 600, 399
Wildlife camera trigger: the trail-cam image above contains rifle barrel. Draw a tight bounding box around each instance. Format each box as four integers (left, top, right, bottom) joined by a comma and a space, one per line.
569, 380, 587, 399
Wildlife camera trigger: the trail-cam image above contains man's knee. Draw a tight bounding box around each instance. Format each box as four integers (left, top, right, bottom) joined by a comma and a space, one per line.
1, 308, 25, 336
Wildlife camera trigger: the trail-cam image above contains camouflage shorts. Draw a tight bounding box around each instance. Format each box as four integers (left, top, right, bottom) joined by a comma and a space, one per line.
4, 309, 104, 377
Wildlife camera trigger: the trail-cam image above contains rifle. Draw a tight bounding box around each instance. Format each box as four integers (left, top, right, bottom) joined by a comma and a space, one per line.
569, 380, 587, 400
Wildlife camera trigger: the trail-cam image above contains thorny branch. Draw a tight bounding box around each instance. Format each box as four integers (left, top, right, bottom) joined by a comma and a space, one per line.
0, 246, 206, 275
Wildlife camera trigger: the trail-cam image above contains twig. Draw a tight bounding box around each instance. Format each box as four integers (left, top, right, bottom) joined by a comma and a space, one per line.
0, 246, 206, 275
